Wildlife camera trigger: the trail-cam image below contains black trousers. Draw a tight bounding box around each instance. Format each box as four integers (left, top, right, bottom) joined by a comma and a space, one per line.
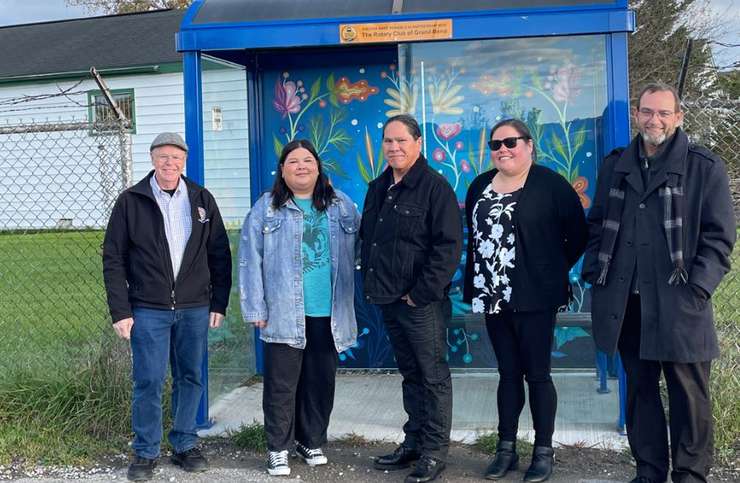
619, 295, 713, 483
262, 316, 338, 451
485, 309, 557, 447
381, 300, 452, 461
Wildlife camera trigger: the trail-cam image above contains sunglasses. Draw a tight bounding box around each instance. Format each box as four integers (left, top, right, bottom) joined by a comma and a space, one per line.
488, 136, 528, 151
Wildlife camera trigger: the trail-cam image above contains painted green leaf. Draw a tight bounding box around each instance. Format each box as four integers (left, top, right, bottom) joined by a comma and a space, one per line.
273, 134, 283, 158
327, 74, 340, 108
551, 133, 567, 160
357, 154, 371, 183
310, 77, 321, 100
573, 129, 586, 153
324, 158, 349, 179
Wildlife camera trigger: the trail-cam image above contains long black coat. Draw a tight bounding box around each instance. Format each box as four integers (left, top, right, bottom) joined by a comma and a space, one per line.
463, 164, 588, 311
582, 129, 736, 362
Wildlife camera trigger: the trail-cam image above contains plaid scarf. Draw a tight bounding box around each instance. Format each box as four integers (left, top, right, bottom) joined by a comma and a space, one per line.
595, 162, 687, 287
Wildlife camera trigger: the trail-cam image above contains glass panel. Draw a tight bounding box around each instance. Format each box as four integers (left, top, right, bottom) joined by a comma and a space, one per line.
201, 55, 254, 402
403, 35, 607, 367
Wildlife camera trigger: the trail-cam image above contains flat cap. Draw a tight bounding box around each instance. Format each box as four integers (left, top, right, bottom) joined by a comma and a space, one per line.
150, 132, 188, 152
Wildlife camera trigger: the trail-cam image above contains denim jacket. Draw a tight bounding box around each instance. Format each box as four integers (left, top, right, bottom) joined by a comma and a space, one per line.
238, 190, 360, 352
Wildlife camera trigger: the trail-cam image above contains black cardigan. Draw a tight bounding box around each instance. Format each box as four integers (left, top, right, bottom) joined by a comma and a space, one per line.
462, 164, 588, 311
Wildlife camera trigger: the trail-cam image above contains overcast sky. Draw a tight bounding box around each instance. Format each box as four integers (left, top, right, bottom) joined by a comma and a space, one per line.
0, 0, 737, 68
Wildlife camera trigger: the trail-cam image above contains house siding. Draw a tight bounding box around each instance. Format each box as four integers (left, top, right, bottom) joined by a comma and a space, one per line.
0, 67, 250, 230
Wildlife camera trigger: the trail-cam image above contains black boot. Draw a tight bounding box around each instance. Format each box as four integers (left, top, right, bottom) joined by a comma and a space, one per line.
405, 455, 446, 483
484, 440, 518, 480
523, 446, 554, 482
374, 445, 421, 470
126, 455, 157, 481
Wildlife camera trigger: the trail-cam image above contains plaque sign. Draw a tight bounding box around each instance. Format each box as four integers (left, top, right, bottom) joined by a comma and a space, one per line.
339, 19, 453, 44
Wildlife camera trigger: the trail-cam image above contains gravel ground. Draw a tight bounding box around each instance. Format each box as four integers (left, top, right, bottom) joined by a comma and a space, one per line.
3, 438, 738, 482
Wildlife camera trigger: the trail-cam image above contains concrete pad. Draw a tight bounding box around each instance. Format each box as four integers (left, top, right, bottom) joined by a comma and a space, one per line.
201, 372, 628, 450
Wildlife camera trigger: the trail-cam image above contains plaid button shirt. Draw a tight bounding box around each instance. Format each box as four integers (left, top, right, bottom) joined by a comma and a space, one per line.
149, 175, 192, 279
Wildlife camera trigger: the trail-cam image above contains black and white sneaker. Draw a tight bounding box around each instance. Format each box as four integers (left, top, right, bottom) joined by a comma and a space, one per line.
295, 441, 328, 466
267, 450, 290, 476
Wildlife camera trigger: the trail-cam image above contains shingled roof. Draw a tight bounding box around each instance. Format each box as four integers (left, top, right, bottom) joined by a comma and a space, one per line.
0, 9, 184, 81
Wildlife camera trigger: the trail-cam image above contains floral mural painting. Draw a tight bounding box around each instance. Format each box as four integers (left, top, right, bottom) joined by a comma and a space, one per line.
273, 73, 327, 144
259, 35, 606, 369
430, 122, 465, 190
530, 63, 589, 186
427, 72, 464, 116
381, 65, 418, 117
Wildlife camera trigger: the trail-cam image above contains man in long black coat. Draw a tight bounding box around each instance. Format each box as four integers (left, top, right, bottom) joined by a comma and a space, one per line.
582, 83, 736, 483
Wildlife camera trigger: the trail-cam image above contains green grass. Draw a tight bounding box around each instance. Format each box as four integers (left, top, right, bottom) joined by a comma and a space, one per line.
0, 229, 251, 465
476, 433, 533, 457
230, 421, 267, 453
709, 233, 740, 466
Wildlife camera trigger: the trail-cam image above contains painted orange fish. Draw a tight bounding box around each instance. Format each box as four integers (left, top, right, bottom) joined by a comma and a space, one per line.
334, 77, 379, 104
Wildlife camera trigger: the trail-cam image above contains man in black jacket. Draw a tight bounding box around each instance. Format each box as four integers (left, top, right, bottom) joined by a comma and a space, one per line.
582, 84, 736, 483
103, 132, 232, 482
361, 114, 462, 483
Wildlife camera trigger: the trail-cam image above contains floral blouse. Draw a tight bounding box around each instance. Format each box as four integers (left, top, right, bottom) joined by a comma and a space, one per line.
471, 184, 521, 314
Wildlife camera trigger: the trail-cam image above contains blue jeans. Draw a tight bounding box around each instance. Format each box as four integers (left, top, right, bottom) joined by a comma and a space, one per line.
131, 306, 209, 459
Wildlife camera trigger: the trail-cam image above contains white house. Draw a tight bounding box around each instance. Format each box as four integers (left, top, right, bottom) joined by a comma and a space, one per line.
0, 9, 250, 229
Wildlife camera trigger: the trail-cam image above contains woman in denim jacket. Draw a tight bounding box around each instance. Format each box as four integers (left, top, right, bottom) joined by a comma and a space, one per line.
238, 139, 360, 477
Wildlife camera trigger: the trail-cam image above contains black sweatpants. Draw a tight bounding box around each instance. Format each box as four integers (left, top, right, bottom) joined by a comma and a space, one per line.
262, 316, 338, 451
485, 309, 557, 447
619, 295, 713, 483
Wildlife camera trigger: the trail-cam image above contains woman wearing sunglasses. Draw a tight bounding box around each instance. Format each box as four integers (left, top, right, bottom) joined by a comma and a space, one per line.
463, 119, 587, 482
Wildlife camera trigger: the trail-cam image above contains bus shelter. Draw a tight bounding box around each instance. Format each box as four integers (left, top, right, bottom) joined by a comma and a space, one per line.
177, 0, 635, 425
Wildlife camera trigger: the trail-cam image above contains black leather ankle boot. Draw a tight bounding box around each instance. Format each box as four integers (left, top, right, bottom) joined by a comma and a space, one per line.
523, 446, 554, 482
484, 440, 518, 480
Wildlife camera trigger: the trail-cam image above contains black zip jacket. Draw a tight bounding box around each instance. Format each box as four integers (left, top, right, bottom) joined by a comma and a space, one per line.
360, 156, 462, 306
463, 164, 587, 311
103, 171, 232, 323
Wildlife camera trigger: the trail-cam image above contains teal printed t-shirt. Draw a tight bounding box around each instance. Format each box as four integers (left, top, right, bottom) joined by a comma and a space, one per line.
294, 197, 332, 316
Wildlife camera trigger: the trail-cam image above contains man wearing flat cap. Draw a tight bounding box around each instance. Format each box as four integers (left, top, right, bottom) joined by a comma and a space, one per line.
103, 132, 232, 482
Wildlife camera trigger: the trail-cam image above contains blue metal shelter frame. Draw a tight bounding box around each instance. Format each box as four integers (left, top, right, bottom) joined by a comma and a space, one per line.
177, 0, 634, 429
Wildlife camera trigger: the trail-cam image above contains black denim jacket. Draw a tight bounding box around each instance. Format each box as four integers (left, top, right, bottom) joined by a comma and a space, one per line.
359, 156, 462, 306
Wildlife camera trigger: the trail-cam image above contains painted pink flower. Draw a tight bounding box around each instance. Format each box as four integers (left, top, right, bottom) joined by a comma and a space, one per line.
461, 159, 470, 173
273, 77, 302, 118
552, 64, 581, 103
432, 148, 446, 162
455, 141, 464, 150
436, 122, 462, 141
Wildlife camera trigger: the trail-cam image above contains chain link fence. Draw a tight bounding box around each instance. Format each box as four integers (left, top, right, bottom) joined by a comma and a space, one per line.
0, 119, 130, 382
682, 93, 740, 464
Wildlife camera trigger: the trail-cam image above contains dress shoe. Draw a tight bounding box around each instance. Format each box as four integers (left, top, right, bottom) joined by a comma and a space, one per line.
484, 440, 518, 479
374, 445, 421, 470
405, 455, 446, 483
523, 446, 554, 482
629, 477, 659, 483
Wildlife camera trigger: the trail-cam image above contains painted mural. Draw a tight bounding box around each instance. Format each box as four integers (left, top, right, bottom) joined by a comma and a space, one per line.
259, 35, 608, 368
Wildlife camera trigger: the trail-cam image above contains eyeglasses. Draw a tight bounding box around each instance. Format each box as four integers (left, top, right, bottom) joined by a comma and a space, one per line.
637, 108, 675, 120
488, 136, 527, 151
155, 154, 185, 162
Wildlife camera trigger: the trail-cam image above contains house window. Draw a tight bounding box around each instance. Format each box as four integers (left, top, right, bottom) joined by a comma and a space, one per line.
87, 89, 136, 133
